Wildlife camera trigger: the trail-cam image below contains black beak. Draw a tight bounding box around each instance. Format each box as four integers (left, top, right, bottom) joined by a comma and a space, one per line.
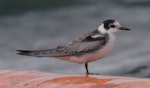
119, 27, 131, 31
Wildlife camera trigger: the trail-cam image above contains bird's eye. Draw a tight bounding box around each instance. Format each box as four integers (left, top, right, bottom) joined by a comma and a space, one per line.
109, 24, 115, 28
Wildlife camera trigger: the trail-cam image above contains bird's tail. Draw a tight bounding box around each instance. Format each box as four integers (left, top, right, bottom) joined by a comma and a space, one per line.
16, 49, 53, 57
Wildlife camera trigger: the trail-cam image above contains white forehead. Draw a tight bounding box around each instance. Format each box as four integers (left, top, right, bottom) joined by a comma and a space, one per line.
113, 21, 121, 27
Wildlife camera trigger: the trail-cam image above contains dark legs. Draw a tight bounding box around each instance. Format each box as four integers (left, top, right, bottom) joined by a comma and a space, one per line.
85, 63, 89, 76
84, 63, 100, 76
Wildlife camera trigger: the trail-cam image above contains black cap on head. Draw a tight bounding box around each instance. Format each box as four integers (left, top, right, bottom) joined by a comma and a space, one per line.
103, 19, 115, 30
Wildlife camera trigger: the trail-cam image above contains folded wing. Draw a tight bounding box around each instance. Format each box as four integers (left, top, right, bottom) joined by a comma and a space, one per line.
17, 30, 108, 57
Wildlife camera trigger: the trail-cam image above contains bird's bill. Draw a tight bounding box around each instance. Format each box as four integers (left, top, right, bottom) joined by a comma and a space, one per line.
119, 27, 131, 31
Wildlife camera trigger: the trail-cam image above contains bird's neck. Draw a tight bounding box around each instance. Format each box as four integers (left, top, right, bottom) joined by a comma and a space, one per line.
98, 24, 107, 34
108, 32, 116, 43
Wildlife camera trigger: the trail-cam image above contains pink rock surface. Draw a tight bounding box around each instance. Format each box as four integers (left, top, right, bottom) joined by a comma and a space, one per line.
0, 70, 150, 88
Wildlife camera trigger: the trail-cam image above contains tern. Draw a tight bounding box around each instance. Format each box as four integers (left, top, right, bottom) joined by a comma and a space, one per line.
17, 19, 131, 76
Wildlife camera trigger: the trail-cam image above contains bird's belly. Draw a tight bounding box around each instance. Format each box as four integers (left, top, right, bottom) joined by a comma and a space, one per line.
82, 41, 114, 62
82, 33, 115, 63
55, 41, 115, 64
55, 34, 115, 64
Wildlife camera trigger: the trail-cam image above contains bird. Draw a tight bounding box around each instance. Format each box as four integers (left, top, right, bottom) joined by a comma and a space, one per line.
17, 19, 131, 76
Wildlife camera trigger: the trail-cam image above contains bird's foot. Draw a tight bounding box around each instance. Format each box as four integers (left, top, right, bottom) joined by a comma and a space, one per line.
85, 72, 100, 77
89, 73, 100, 75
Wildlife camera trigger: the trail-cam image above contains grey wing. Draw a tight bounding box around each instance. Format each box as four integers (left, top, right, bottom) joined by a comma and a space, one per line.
17, 41, 105, 57
16, 48, 69, 57
64, 30, 108, 56
63, 41, 105, 56
17, 30, 108, 57
17, 39, 106, 57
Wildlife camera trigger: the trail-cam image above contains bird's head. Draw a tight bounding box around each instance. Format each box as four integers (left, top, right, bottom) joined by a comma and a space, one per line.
98, 19, 131, 34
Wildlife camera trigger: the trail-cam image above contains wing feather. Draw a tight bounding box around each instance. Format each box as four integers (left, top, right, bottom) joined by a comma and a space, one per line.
17, 30, 108, 57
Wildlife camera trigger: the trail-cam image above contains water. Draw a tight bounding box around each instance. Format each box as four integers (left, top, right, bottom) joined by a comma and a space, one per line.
0, 0, 150, 78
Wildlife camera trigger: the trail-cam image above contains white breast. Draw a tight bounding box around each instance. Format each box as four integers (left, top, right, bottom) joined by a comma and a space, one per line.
79, 33, 115, 63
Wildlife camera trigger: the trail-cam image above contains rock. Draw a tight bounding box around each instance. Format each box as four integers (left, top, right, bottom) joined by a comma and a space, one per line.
0, 70, 150, 88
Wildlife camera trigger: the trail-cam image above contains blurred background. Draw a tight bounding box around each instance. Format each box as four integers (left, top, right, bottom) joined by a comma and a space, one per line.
0, 0, 150, 78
